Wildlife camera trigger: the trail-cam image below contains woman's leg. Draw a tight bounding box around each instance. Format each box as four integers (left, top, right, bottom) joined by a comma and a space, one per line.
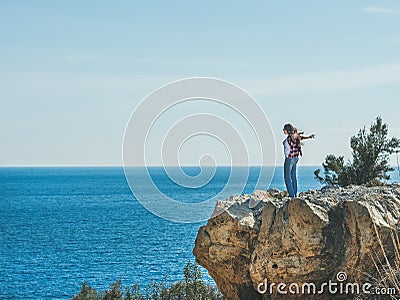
284, 158, 295, 197
290, 157, 299, 197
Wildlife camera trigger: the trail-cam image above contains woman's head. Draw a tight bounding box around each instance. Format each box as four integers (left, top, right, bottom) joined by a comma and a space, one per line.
283, 123, 294, 135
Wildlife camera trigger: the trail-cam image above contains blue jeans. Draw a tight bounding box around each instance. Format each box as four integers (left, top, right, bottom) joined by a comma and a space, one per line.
284, 157, 299, 198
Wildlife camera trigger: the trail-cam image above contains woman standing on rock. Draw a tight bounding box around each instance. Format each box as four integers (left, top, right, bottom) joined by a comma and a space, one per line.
283, 123, 315, 198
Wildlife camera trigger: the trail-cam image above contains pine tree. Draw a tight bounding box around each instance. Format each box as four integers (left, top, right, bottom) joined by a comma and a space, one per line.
315, 117, 400, 187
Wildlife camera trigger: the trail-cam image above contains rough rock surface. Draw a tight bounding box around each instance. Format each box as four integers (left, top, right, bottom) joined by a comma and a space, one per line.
193, 185, 400, 300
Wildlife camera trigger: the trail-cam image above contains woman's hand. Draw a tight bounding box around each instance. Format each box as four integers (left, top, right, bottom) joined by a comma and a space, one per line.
302, 134, 315, 139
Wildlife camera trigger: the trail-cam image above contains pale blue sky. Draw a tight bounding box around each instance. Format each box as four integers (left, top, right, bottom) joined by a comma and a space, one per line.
1, 0, 400, 166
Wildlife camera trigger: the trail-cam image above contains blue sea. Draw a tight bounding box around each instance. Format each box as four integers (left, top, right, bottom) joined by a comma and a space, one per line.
1, 166, 398, 299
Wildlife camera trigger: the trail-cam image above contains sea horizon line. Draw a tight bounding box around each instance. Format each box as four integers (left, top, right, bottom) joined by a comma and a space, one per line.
0, 164, 323, 168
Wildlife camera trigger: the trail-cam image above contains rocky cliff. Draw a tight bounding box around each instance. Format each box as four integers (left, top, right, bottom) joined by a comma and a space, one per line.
193, 185, 400, 300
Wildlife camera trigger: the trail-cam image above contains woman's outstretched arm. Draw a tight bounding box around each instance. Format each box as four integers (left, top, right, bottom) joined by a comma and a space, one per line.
301, 134, 315, 140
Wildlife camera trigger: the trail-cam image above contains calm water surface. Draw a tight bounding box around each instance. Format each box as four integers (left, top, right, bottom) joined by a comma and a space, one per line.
1, 166, 398, 299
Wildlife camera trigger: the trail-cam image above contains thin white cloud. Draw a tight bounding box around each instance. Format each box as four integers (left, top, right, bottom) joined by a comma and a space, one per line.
362, 7, 395, 14
59, 51, 240, 66
0, 72, 178, 103
239, 62, 400, 96
64, 52, 108, 62
2, 62, 400, 101
386, 37, 400, 44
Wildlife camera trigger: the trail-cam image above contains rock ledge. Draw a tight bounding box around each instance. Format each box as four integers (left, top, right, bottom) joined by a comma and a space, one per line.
193, 185, 400, 300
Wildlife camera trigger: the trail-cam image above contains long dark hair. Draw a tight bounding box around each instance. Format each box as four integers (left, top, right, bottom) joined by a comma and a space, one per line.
284, 123, 294, 134
292, 128, 302, 149
285, 124, 302, 150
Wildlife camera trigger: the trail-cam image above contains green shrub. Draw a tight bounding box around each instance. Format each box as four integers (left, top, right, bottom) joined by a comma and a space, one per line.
72, 261, 225, 300
72, 281, 102, 300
